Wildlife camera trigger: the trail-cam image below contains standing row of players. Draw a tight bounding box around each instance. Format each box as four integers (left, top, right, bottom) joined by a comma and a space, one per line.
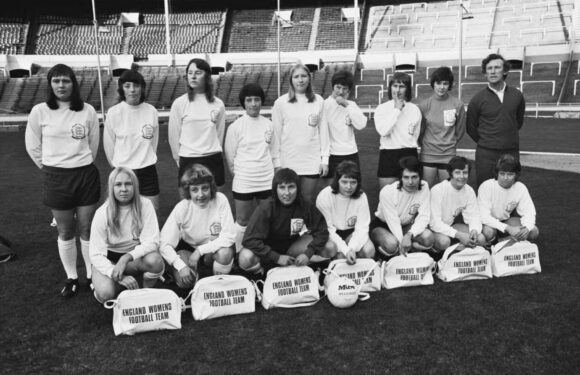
24, 53, 534, 299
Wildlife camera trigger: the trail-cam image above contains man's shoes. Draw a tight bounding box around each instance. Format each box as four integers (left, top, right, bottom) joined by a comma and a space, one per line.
60, 278, 79, 298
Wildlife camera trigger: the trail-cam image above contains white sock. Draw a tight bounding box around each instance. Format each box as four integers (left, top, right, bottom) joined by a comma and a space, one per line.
57, 238, 78, 279
143, 265, 165, 288
213, 259, 233, 275
310, 255, 330, 263
234, 223, 247, 253
241, 262, 263, 274
80, 239, 92, 279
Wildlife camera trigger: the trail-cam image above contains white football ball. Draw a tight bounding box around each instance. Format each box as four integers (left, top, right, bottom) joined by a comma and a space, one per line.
326, 277, 358, 309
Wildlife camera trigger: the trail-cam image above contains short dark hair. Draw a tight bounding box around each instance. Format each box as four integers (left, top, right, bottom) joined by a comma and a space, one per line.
330, 160, 362, 199
118, 69, 147, 104
397, 156, 423, 190
46, 64, 84, 111
179, 164, 217, 201
387, 72, 412, 101
446, 156, 469, 176
239, 83, 265, 108
494, 154, 521, 179
331, 70, 354, 91
272, 168, 300, 205
185, 58, 215, 102
430, 66, 454, 90
481, 53, 510, 79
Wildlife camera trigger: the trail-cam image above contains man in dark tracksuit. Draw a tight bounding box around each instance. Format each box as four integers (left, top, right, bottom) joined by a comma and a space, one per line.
467, 53, 525, 187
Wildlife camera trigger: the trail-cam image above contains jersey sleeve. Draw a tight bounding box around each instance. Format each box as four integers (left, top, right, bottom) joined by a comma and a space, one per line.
346, 101, 367, 130
103, 109, 116, 166
347, 193, 371, 253
409, 185, 430, 237
270, 99, 283, 168
318, 98, 330, 165
168, 98, 183, 162
477, 182, 508, 232
160, 202, 188, 271
429, 184, 457, 238
379, 186, 404, 243
464, 187, 482, 233
87, 106, 99, 162
215, 101, 226, 147
305, 204, 330, 259
316, 189, 349, 255
466, 97, 480, 143
374, 102, 400, 137
455, 100, 467, 143
24, 106, 43, 169
129, 199, 160, 260
223, 119, 239, 174
243, 202, 280, 263
517, 184, 537, 231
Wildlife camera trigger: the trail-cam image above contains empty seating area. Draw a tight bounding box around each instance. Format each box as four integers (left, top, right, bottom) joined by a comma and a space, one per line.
225, 8, 314, 53
316, 8, 355, 50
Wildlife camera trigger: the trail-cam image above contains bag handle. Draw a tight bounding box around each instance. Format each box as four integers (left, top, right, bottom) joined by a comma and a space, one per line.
252, 280, 262, 302
493, 238, 517, 254
103, 299, 118, 309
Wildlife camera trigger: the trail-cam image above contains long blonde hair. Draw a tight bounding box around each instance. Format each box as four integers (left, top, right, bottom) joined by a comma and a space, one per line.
107, 167, 143, 237
288, 63, 315, 103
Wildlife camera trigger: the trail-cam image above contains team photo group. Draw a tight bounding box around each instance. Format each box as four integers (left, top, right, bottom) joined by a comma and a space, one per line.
23, 51, 541, 322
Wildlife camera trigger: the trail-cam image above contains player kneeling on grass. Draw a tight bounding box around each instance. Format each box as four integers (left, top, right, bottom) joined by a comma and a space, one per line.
478, 154, 539, 243
238, 168, 336, 275
371, 156, 434, 258
316, 160, 374, 264
90, 167, 164, 303
430, 156, 485, 252
160, 164, 236, 289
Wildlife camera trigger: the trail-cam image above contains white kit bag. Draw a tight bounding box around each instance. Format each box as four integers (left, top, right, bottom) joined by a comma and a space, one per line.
186, 274, 259, 320
436, 244, 492, 282
258, 266, 320, 309
323, 258, 381, 292
381, 252, 436, 289
104, 288, 184, 336
491, 239, 541, 277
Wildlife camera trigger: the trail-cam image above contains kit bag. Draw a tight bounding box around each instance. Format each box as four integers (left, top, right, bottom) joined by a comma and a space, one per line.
436, 244, 492, 282
258, 266, 320, 309
104, 288, 184, 336
323, 258, 381, 292
186, 275, 259, 320
381, 252, 436, 289
491, 239, 541, 277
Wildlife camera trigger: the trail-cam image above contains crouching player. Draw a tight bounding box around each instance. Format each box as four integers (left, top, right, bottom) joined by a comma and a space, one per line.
160, 164, 236, 289
316, 161, 375, 264
238, 168, 336, 275
371, 156, 434, 258
479, 154, 539, 243
430, 156, 485, 252
90, 167, 164, 303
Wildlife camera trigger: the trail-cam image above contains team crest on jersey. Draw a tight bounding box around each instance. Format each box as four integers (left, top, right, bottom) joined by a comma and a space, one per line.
346, 216, 357, 227
290, 218, 305, 236
264, 128, 272, 144
408, 203, 420, 216
407, 121, 418, 135
453, 206, 466, 218
505, 201, 518, 213
71, 124, 86, 139
345, 115, 352, 126
307, 114, 319, 127
210, 110, 219, 123
141, 124, 154, 139
209, 222, 222, 237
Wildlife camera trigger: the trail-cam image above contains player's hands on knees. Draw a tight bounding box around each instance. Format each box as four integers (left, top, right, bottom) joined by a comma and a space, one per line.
294, 254, 310, 266
456, 231, 471, 246
516, 226, 530, 241
119, 275, 139, 290
111, 254, 132, 282
188, 250, 201, 272
176, 267, 196, 289
505, 225, 521, 239
400, 233, 413, 256
346, 250, 357, 265
469, 230, 479, 247
277, 255, 295, 266
319, 164, 329, 177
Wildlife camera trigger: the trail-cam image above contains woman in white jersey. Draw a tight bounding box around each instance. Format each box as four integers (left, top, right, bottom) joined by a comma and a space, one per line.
104, 69, 160, 209
25, 64, 101, 297
316, 160, 375, 264
160, 164, 236, 289
271, 63, 329, 203
169, 58, 226, 186
90, 167, 164, 303
224, 83, 275, 251
25, 64, 100, 298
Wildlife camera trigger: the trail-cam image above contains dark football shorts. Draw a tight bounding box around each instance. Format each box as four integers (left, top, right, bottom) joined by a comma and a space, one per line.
377, 148, 418, 178
42, 163, 100, 210
327, 153, 360, 178
233, 189, 271, 201
133, 164, 160, 196
179, 152, 225, 187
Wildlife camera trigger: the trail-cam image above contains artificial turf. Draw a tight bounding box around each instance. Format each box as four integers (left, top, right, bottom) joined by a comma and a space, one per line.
0, 119, 579, 374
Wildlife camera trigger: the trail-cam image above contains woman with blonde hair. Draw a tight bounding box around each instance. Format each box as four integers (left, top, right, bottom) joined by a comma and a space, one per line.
90, 167, 164, 303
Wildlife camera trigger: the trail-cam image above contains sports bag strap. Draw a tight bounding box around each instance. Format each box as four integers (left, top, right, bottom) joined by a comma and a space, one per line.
252, 280, 262, 302
355, 262, 380, 300
183, 289, 195, 310
103, 299, 118, 309
272, 299, 319, 308
494, 239, 517, 253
